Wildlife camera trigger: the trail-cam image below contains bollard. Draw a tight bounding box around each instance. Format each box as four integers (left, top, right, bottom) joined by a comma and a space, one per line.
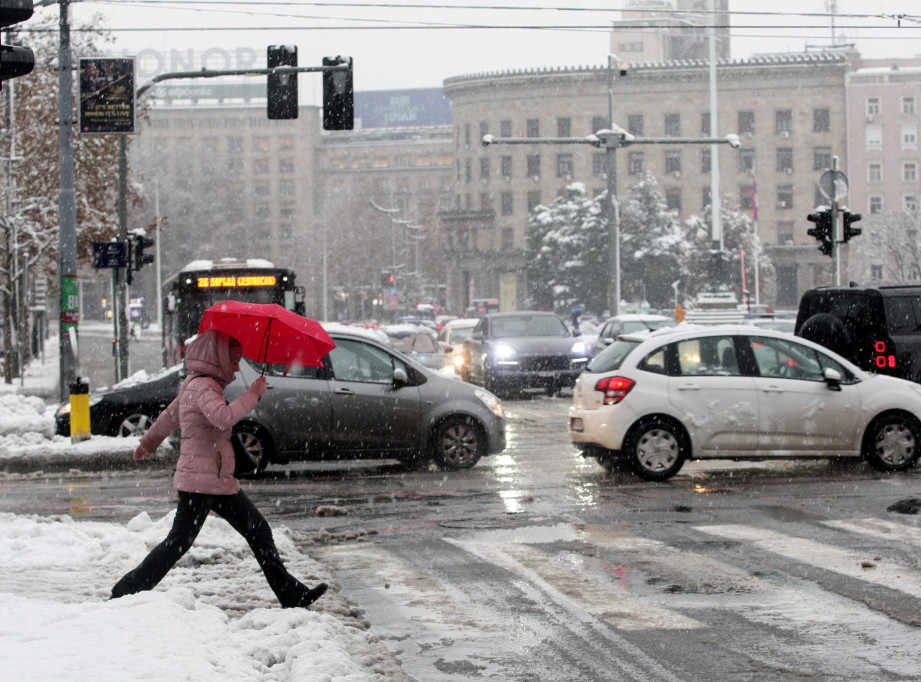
69, 377, 91, 443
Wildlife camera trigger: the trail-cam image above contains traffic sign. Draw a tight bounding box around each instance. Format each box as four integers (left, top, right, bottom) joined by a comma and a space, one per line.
92, 241, 128, 268
819, 170, 848, 201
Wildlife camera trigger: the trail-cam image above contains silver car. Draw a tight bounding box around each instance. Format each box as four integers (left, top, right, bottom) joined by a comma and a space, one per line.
225, 327, 506, 472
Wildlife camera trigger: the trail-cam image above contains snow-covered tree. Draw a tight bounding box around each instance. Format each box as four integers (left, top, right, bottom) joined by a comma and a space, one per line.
525, 183, 609, 316
845, 208, 921, 284
618, 173, 689, 309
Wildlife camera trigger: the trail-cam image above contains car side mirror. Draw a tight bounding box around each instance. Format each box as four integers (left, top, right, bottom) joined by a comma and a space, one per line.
572, 329, 581, 337
472, 331, 483, 341
602, 337, 613, 346
393, 367, 409, 387
823, 367, 842, 391
443, 345, 454, 354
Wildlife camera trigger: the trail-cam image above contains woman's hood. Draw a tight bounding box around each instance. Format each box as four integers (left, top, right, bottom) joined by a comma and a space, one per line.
184, 330, 237, 386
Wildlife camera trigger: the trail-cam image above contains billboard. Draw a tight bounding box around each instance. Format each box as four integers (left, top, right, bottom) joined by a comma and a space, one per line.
354, 89, 452, 129
79, 57, 136, 134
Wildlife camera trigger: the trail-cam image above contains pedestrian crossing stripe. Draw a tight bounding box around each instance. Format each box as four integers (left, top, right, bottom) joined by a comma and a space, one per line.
822, 517, 921, 546
695, 523, 921, 600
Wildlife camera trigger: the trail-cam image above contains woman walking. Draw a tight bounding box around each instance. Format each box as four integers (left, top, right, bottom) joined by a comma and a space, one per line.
111, 329, 327, 608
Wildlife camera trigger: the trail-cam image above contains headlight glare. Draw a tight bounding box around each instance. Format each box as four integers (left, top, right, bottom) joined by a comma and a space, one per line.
474, 388, 505, 418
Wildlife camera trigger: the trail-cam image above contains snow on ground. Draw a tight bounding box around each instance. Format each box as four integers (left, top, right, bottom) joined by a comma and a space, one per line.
0, 354, 409, 681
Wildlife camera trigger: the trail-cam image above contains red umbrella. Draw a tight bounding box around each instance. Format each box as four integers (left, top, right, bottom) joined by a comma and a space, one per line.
198, 301, 335, 368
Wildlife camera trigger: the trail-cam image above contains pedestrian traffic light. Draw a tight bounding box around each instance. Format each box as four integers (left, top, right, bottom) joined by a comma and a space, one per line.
267, 45, 298, 120
133, 234, 155, 272
806, 208, 834, 257
842, 210, 862, 243
322, 55, 353, 131
1, 0, 35, 91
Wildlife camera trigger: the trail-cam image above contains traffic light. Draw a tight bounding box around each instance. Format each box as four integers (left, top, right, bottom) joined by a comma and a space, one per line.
807, 208, 834, 257
842, 210, 862, 242
1, 0, 35, 90
322, 55, 353, 131
267, 45, 298, 120
133, 234, 155, 271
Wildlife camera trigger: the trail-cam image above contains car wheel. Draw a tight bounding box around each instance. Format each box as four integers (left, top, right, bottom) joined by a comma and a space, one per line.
863, 413, 921, 472
116, 412, 155, 438
432, 416, 484, 470
624, 416, 687, 481
234, 422, 273, 473
798, 313, 854, 361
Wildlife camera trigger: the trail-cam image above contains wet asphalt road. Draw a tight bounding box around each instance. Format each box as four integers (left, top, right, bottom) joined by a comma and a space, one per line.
4, 395, 921, 680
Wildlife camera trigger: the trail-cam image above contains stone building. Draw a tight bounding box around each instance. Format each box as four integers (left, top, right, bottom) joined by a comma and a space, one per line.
441, 51, 852, 311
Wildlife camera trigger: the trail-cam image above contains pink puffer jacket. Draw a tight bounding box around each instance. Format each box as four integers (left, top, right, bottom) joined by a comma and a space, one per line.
139, 329, 261, 495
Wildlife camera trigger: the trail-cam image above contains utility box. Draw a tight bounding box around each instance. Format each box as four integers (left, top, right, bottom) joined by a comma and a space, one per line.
69, 378, 91, 442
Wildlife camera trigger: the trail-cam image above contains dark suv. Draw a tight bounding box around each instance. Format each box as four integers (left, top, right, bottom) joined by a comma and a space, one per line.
795, 285, 921, 383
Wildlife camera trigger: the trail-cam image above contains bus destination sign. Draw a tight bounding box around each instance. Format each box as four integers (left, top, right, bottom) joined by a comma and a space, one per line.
196, 275, 278, 288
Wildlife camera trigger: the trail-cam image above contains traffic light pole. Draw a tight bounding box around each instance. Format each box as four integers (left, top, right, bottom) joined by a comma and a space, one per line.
115, 134, 128, 381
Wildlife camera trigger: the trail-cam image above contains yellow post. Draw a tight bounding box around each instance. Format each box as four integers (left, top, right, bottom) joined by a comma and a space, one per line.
69, 378, 91, 443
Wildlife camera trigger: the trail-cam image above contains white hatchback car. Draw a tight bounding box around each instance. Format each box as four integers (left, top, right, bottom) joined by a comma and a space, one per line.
569, 325, 921, 481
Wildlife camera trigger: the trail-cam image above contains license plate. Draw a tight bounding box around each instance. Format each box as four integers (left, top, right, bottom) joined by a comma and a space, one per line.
570, 417, 583, 432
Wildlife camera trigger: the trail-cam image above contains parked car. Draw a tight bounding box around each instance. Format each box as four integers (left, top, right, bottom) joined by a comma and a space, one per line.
795, 285, 921, 383
380, 324, 454, 375
55, 363, 184, 438
569, 325, 921, 481
589, 314, 677, 356
461, 311, 591, 395
56, 326, 506, 472
437, 318, 478, 374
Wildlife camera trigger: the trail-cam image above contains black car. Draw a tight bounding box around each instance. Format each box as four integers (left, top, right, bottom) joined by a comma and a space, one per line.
55, 327, 506, 472
460, 311, 591, 396
795, 285, 921, 383
55, 363, 183, 438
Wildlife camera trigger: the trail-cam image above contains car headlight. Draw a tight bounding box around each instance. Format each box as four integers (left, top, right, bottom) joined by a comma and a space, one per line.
474, 388, 505, 418
453, 354, 465, 370
56, 395, 103, 417
571, 340, 588, 355
493, 343, 518, 365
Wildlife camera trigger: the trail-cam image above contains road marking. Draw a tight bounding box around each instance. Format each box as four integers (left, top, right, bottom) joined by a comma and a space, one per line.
695, 523, 921, 599
823, 517, 921, 546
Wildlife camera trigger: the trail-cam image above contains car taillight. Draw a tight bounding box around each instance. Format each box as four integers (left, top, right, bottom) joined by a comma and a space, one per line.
594, 376, 635, 405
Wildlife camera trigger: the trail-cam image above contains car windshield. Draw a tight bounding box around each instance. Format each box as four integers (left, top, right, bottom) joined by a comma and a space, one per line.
446, 327, 474, 343
622, 319, 676, 333
491, 315, 568, 338
388, 333, 439, 353
586, 339, 640, 373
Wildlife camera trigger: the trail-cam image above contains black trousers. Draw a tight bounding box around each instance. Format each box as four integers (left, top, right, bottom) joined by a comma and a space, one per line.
111, 490, 313, 607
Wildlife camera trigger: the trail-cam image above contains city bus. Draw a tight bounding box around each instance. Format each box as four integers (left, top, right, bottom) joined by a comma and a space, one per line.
161, 258, 304, 366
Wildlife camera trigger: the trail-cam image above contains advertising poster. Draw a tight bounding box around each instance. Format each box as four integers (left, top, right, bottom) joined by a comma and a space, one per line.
79, 57, 136, 134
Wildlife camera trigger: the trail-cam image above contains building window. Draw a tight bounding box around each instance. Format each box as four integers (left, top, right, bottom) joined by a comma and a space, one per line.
665, 113, 681, 137
776, 147, 793, 173
701, 148, 711, 173
255, 203, 270, 218
813, 147, 832, 171
867, 126, 882, 147
738, 110, 755, 136
279, 180, 294, 196
527, 154, 541, 178
665, 187, 682, 211
592, 116, 607, 134
702, 186, 712, 208
628, 114, 644, 136
227, 136, 243, 152
557, 153, 574, 177
814, 186, 825, 207
593, 153, 607, 176
480, 157, 490, 181
905, 195, 919, 213
253, 137, 270, 152
502, 227, 514, 250
775, 110, 792, 134
869, 196, 883, 214
479, 121, 489, 138
203, 137, 218, 152
279, 158, 295, 173
740, 184, 754, 210
903, 97, 916, 116
501, 156, 512, 178
813, 108, 830, 133
700, 112, 711, 136
665, 150, 681, 174
903, 125, 918, 148
464, 124, 471, 146
869, 163, 882, 183
557, 118, 571, 137
527, 119, 539, 137
465, 159, 472, 182
867, 97, 880, 117
778, 222, 795, 245
777, 185, 794, 209
254, 182, 270, 197
871, 264, 883, 281
254, 160, 269, 174
527, 191, 542, 212
480, 192, 492, 210
500, 119, 512, 137
279, 136, 295, 152
904, 162, 918, 183
501, 192, 513, 215
739, 148, 755, 172
628, 151, 644, 175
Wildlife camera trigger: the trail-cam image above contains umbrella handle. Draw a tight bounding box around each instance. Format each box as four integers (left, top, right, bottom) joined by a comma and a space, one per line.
260, 318, 272, 375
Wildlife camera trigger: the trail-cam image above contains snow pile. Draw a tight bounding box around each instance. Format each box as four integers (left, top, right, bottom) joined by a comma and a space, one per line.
0, 511, 406, 681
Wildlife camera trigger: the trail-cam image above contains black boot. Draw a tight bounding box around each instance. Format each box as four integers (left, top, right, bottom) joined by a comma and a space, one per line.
288, 582, 328, 609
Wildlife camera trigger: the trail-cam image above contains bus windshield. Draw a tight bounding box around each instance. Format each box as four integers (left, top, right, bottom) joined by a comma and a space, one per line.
162, 259, 303, 365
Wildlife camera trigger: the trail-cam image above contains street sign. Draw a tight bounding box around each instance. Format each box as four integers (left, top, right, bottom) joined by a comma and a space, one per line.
819, 170, 848, 201
92, 241, 128, 268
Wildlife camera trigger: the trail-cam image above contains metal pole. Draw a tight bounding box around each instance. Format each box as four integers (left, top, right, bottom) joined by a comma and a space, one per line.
709, 0, 723, 256
57, 0, 79, 400
607, 54, 621, 316
116, 135, 129, 380
155, 174, 162, 330
832, 156, 841, 286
